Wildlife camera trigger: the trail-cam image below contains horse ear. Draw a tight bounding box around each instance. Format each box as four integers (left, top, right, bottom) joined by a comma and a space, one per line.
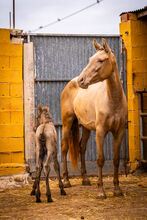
38, 104, 42, 113
45, 105, 50, 112
102, 38, 111, 53
93, 39, 102, 51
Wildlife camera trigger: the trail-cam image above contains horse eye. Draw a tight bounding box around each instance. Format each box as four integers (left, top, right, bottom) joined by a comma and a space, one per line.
99, 60, 104, 63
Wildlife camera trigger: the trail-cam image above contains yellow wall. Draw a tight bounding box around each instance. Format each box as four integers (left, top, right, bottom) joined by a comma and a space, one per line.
0, 29, 25, 176
120, 14, 147, 170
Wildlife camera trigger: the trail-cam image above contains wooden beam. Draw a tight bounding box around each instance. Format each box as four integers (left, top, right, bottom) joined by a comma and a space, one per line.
23, 42, 35, 165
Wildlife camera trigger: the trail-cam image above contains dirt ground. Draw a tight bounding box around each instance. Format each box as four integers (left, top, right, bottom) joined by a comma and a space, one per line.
0, 174, 147, 220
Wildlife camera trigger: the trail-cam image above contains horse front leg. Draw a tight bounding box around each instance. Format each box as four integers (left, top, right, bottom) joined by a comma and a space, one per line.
113, 127, 124, 197
62, 126, 71, 188
80, 126, 91, 185
96, 126, 106, 199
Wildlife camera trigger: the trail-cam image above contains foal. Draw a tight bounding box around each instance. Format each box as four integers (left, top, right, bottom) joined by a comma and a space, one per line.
31, 104, 66, 203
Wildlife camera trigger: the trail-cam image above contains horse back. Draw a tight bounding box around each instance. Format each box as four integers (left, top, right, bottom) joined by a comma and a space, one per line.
44, 123, 57, 142
36, 123, 57, 144
61, 77, 79, 121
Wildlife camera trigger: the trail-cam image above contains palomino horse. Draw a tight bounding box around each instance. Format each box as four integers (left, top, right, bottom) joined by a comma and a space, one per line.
31, 105, 66, 202
61, 39, 127, 198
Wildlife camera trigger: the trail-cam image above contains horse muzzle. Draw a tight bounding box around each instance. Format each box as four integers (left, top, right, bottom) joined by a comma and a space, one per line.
77, 76, 89, 89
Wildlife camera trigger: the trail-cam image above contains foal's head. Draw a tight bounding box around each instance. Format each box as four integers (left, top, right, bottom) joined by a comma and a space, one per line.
35, 104, 52, 128
78, 38, 116, 89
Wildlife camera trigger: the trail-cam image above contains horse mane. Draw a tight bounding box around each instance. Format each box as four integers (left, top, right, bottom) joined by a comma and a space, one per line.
41, 106, 52, 123
34, 106, 52, 131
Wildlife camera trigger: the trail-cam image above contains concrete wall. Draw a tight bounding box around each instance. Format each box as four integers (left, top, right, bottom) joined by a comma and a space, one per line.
120, 13, 147, 169
0, 29, 25, 176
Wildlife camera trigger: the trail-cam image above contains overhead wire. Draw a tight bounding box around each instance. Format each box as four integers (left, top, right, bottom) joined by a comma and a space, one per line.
29, 0, 103, 33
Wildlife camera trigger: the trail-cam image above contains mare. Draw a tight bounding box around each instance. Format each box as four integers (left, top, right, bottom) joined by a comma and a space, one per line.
61, 38, 127, 198
31, 105, 66, 203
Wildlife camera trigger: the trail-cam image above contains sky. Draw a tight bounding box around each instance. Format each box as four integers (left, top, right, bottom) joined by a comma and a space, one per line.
0, 0, 146, 35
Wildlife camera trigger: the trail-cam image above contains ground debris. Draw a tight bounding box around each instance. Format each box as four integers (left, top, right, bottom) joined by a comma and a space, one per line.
0, 174, 147, 219
0, 173, 32, 190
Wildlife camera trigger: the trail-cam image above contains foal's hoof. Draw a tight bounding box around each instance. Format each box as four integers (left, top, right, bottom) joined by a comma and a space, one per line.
36, 198, 41, 203
63, 180, 71, 188
61, 189, 66, 196
114, 188, 123, 197
30, 190, 35, 196
47, 197, 53, 203
96, 193, 106, 199
82, 178, 91, 186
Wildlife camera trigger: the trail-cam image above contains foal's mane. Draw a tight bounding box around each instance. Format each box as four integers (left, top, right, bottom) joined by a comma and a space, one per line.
41, 106, 52, 123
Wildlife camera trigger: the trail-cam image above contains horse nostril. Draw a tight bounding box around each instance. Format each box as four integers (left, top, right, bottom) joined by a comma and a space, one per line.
80, 77, 84, 83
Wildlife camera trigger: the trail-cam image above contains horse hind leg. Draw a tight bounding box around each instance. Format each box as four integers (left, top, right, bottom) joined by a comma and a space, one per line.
31, 178, 37, 196
35, 163, 43, 203
44, 149, 53, 203
62, 121, 74, 188
80, 126, 91, 186
31, 138, 44, 202
31, 153, 44, 196
53, 153, 66, 196
31, 162, 43, 200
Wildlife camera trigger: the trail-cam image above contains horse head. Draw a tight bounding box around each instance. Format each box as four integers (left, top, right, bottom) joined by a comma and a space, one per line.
35, 104, 52, 126
77, 38, 116, 89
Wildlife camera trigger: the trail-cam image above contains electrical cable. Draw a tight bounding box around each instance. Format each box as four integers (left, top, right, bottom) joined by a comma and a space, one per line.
29, 0, 103, 33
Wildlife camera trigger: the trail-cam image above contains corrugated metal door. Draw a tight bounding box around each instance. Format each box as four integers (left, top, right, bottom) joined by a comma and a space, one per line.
29, 34, 128, 174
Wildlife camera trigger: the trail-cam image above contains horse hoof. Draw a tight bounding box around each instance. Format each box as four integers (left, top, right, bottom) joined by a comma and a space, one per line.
30, 190, 35, 196
114, 189, 123, 197
61, 189, 66, 196
47, 198, 53, 203
97, 188, 106, 199
82, 179, 91, 186
36, 198, 41, 203
96, 193, 106, 199
63, 181, 71, 188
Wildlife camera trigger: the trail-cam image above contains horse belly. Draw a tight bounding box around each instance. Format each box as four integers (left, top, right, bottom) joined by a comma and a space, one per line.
74, 95, 96, 130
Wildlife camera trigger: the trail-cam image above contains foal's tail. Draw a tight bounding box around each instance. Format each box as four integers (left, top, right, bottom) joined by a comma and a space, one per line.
68, 118, 80, 170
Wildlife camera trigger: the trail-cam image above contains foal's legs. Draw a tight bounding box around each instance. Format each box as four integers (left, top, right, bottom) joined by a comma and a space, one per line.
53, 153, 66, 195
113, 127, 124, 197
62, 117, 74, 187
31, 154, 44, 197
80, 126, 91, 185
44, 149, 53, 202
33, 138, 44, 202
96, 126, 106, 199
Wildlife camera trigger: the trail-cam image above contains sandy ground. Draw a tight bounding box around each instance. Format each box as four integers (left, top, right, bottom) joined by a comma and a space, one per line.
0, 174, 147, 220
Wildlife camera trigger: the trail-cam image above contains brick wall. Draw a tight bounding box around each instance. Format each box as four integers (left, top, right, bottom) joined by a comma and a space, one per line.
120, 14, 147, 169
0, 29, 24, 176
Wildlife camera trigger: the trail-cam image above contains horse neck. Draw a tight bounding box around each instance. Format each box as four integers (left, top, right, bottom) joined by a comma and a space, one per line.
41, 113, 52, 124
42, 117, 47, 124
106, 61, 123, 104
42, 117, 50, 124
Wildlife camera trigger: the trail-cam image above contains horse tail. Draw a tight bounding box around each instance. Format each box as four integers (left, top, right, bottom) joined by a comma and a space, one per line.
39, 124, 47, 155
68, 118, 80, 170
